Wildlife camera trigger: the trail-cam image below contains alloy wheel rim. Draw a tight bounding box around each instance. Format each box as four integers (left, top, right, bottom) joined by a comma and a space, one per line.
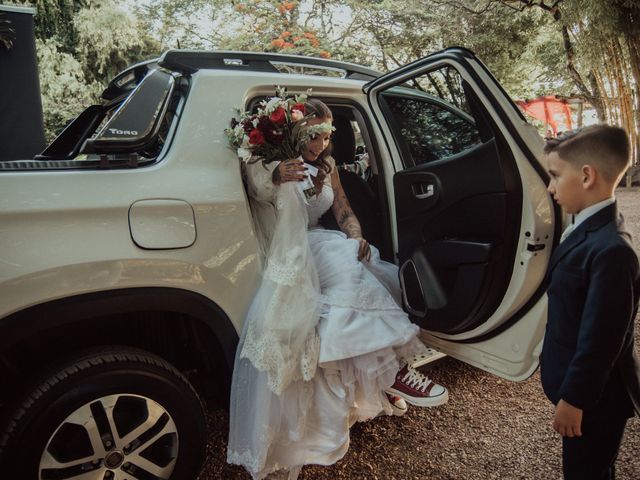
39, 393, 179, 480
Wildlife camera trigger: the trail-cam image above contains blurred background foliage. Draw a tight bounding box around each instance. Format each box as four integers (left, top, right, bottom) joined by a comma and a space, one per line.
7, 0, 640, 160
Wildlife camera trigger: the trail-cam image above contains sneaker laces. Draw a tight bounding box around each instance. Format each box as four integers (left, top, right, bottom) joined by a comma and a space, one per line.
401, 367, 432, 393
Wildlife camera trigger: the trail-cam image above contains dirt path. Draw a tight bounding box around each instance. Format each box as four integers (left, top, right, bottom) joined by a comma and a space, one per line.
201, 190, 640, 480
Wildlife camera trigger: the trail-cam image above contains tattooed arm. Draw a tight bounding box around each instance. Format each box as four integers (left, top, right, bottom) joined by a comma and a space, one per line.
330, 168, 371, 261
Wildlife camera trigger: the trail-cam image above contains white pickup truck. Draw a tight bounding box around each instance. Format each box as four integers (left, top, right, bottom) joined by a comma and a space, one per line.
0, 48, 558, 479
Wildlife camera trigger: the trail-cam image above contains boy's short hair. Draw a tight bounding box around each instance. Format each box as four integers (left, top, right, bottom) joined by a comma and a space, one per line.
543, 124, 631, 182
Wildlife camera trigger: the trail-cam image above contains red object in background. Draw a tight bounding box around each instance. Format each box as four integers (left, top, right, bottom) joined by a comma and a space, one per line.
515, 95, 573, 136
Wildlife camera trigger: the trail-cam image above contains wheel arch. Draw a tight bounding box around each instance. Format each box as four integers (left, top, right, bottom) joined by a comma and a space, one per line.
0, 287, 239, 406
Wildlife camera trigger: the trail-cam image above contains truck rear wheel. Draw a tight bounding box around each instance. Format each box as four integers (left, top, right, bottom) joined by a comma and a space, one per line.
0, 347, 207, 480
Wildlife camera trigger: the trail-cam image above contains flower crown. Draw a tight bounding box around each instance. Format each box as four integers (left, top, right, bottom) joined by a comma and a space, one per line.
225, 86, 335, 164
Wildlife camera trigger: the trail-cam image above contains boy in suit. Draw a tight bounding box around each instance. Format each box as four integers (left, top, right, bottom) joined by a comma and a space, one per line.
541, 124, 640, 480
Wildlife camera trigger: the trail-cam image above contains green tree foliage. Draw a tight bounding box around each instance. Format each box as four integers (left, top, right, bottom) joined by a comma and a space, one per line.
344, 0, 566, 99
35, 38, 101, 139
74, 3, 158, 83
137, 0, 571, 99
136, 0, 638, 165
496, 0, 639, 165
14, 0, 160, 139
30, 0, 87, 53
16, 0, 639, 157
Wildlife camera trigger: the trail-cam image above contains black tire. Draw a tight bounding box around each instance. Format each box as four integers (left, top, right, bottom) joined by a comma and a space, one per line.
0, 346, 207, 480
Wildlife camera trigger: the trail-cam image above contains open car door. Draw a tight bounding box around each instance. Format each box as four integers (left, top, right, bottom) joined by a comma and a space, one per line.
365, 48, 558, 381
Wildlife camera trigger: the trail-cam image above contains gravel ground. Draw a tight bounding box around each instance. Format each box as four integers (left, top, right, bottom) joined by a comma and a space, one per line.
200, 189, 640, 480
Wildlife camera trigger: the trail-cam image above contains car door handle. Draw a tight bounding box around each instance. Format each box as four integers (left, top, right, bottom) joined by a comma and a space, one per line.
412, 183, 435, 199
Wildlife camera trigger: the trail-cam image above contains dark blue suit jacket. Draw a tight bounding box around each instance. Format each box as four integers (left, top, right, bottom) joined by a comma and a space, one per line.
541, 203, 640, 416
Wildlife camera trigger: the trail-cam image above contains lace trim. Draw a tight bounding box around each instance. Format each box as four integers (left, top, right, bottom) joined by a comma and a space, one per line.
228, 448, 301, 480
319, 292, 399, 311
319, 274, 401, 311
227, 427, 278, 477
299, 334, 320, 382
241, 320, 319, 394
228, 448, 266, 475
263, 246, 305, 286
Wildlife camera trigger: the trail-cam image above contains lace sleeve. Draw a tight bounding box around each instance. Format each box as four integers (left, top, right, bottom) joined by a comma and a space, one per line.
245, 159, 281, 204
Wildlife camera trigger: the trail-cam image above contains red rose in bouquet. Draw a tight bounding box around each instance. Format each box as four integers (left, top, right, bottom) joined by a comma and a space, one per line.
270, 107, 287, 126
249, 128, 265, 145
256, 117, 283, 145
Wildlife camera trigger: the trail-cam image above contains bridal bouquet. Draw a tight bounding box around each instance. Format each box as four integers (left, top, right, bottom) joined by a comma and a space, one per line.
225, 87, 333, 165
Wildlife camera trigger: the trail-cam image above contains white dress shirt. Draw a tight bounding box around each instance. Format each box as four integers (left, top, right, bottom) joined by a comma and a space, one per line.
560, 197, 615, 243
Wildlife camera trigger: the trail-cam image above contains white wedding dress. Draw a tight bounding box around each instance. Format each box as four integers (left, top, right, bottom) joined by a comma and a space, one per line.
227, 158, 429, 479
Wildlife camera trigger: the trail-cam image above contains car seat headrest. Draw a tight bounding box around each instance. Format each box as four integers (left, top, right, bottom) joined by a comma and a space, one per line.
331, 115, 355, 166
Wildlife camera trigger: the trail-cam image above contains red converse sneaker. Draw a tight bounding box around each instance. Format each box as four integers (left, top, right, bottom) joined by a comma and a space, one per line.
387, 363, 449, 407
385, 392, 408, 416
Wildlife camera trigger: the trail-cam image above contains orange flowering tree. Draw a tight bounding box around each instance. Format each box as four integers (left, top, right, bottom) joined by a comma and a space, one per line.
268, 30, 331, 58
138, 0, 370, 65
221, 1, 333, 59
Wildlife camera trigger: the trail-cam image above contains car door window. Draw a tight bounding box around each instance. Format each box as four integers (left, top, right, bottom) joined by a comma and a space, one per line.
380, 67, 481, 167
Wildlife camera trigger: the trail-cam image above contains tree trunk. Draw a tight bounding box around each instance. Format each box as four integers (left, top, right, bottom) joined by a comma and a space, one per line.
576, 101, 583, 128
561, 25, 606, 121
588, 70, 607, 122
592, 69, 608, 122
601, 42, 619, 125
602, 36, 638, 187
611, 37, 637, 179
625, 34, 640, 166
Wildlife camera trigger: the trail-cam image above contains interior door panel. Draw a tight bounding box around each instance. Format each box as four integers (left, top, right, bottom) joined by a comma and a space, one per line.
395, 140, 505, 251
395, 138, 520, 334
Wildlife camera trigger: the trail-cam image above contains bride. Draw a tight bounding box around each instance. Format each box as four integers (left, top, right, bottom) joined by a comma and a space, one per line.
227, 98, 448, 479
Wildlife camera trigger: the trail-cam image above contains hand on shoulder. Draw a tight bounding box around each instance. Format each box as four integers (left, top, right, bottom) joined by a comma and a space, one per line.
272, 159, 307, 185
